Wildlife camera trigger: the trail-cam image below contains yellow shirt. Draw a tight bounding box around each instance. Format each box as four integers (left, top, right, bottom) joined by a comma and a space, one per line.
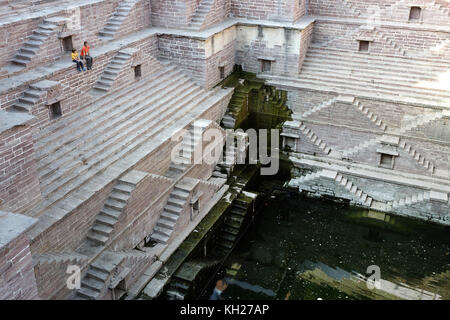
71, 52, 78, 60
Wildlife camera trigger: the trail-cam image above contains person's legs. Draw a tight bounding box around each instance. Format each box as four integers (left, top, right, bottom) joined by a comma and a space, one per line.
80, 60, 86, 71
73, 60, 81, 72
86, 55, 93, 70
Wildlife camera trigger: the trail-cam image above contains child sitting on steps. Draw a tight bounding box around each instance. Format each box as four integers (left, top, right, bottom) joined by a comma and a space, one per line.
72, 48, 86, 72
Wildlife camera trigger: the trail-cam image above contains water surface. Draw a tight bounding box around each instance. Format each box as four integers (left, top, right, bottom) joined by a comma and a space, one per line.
207, 192, 449, 300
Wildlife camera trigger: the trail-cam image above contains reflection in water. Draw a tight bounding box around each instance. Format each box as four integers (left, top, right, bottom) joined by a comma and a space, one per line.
206, 192, 450, 300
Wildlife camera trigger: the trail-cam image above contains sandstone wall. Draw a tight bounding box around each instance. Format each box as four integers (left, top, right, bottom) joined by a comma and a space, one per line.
0, 212, 39, 300
230, 0, 306, 23
0, 125, 41, 214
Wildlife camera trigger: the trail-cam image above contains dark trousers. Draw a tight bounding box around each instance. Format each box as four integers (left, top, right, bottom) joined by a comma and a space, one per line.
73, 59, 84, 72
83, 55, 93, 70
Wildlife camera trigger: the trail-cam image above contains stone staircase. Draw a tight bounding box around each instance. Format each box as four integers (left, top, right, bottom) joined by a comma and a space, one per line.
214, 145, 237, 176
74, 249, 155, 300
165, 123, 205, 178
297, 122, 333, 155
341, 136, 382, 158
221, 114, 236, 129
288, 171, 323, 188
9, 85, 46, 113
221, 85, 248, 129
75, 251, 122, 300
27, 58, 231, 218
163, 259, 221, 300
215, 192, 256, 256
188, 0, 214, 30
298, 96, 338, 119
91, 48, 136, 94
86, 171, 145, 246
340, 108, 447, 159
387, 191, 431, 209
150, 179, 196, 244
372, 27, 406, 56
334, 172, 373, 207
11, 18, 60, 67
398, 110, 449, 134
99, 0, 138, 39
353, 98, 387, 131
263, 46, 450, 107
213, 133, 237, 178
398, 140, 435, 173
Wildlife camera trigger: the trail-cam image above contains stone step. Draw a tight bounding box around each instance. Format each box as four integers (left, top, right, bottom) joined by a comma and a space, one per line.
113, 183, 134, 195
217, 240, 234, 249
157, 218, 176, 229
167, 197, 185, 208
99, 31, 114, 38
77, 287, 99, 300
161, 211, 179, 222
170, 189, 190, 200
24, 40, 43, 48
96, 214, 118, 227
153, 225, 173, 237
104, 198, 126, 211
81, 277, 103, 292
87, 232, 109, 246
100, 207, 122, 219
38, 72, 192, 183
151, 232, 169, 244
87, 268, 109, 282
222, 226, 239, 236
165, 205, 183, 214
92, 223, 113, 237
220, 233, 236, 242
110, 190, 129, 202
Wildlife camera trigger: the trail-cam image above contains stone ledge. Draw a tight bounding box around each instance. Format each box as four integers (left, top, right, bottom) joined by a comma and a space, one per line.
0, 211, 38, 247
0, 109, 34, 134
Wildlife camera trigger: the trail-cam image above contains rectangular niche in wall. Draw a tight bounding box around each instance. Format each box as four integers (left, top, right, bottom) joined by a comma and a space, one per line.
134, 64, 142, 79
190, 192, 201, 221
409, 7, 422, 21
62, 36, 73, 52
50, 102, 62, 119
219, 66, 225, 79
261, 59, 272, 73
359, 40, 370, 52
379, 153, 394, 169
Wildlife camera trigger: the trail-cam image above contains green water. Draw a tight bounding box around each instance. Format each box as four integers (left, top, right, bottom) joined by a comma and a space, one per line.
206, 191, 450, 300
